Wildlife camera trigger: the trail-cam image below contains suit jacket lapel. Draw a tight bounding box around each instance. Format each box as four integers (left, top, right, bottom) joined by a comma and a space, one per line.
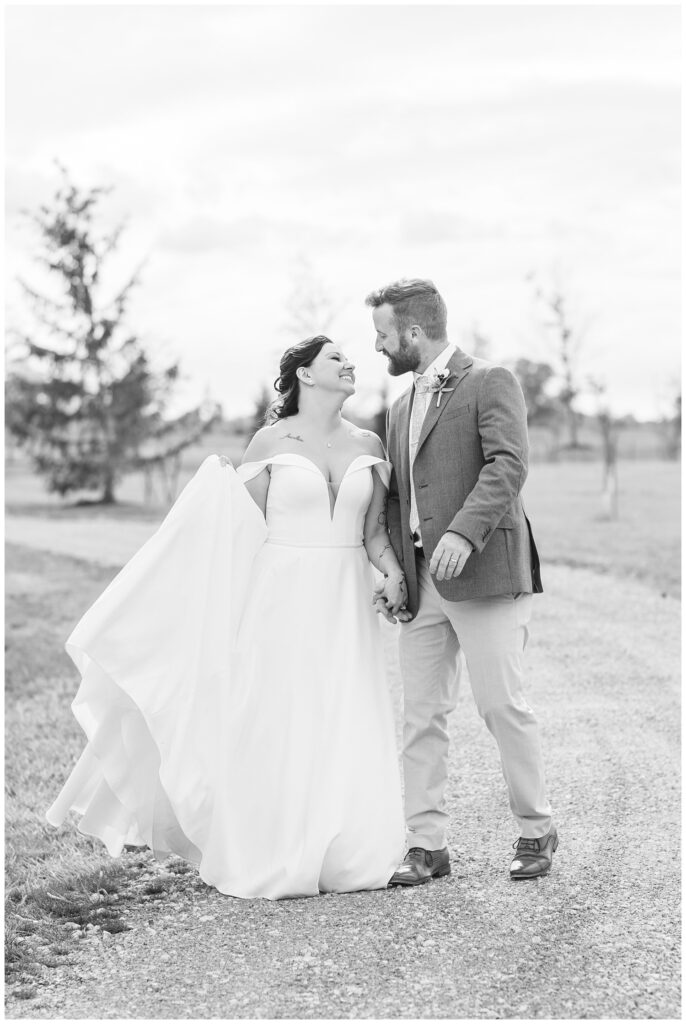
416, 348, 473, 457
395, 387, 413, 495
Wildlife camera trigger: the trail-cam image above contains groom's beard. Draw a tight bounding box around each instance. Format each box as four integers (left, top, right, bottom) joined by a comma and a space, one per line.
384, 337, 421, 376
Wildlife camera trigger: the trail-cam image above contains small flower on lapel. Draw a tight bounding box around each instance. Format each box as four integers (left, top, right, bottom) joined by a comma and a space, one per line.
427, 370, 455, 408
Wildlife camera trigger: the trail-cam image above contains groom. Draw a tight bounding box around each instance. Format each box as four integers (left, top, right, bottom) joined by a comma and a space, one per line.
367, 278, 557, 883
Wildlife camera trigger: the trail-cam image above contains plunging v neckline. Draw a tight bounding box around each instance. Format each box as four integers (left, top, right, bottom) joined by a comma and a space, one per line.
238, 453, 388, 523
287, 453, 368, 520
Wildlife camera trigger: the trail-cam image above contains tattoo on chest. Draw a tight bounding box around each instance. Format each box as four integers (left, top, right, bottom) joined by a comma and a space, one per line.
281, 433, 304, 443
377, 495, 388, 527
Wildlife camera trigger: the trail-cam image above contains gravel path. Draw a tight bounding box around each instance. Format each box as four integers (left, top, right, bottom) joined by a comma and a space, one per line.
5, 522, 681, 1019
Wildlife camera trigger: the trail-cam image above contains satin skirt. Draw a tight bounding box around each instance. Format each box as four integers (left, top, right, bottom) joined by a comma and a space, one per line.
46, 457, 405, 899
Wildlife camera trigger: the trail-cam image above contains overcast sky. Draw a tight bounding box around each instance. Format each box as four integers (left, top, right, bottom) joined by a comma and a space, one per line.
5, 3, 681, 420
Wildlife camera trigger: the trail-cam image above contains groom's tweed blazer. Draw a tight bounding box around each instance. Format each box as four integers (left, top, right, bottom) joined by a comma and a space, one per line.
386, 347, 543, 615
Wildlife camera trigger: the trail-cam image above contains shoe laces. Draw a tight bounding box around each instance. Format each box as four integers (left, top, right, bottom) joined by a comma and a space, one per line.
407, 847, 428, 862
513, 836, 540, 854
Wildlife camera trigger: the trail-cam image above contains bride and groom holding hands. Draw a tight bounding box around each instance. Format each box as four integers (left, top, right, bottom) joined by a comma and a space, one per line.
47, 277, 558, 900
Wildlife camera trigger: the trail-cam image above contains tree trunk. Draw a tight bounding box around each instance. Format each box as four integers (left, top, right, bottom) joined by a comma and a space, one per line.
567, 404, 579, 447
169, 452, 181, 502
161, 453, 182, 504
599, 416, 619, 519
143, 466, 154, 506
101, 470, 116, 504
600, 461, 619, 519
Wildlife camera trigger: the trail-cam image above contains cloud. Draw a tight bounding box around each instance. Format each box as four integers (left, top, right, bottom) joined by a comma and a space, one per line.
4, 4, 680, 419
400, 212, 506, 246
158, 216, 271, 254
157, 214, 348, 257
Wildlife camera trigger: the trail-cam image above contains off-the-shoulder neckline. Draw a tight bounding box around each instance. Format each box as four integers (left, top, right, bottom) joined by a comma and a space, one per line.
240, 452, 389, 483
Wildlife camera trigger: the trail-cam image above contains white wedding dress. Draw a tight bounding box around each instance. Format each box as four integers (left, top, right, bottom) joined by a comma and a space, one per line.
46, 453, 405, 900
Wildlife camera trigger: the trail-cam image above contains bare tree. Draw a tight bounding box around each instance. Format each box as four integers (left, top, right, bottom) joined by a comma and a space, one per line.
464, 323, 492, 359
661, 388, 681, 460
512, 358, 558, 426
137, 400, 222, 505
588, 377, 619, 519
284, 254, 338, 339
670, 393, 682, 459
529, 273, 591, 448
252, 383, 275, 430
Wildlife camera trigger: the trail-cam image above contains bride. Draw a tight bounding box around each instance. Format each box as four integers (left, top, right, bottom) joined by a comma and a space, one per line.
47, 335, 409, 900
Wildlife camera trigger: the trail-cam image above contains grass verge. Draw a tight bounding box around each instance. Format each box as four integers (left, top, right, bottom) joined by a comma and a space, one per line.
4, 543, 206, 1004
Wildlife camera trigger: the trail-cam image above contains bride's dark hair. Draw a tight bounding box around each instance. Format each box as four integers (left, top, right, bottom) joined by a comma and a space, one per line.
266, 335, 333, 423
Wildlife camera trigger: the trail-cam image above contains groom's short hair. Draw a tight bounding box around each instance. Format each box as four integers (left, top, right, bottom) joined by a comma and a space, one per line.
365, 278, 447, 341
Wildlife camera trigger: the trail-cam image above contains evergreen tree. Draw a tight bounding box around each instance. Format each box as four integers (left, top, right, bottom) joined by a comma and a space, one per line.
6, 169, 217, 502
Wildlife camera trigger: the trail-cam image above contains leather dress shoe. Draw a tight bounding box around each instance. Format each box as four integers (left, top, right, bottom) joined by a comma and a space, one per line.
388, 847, 451, 886
510, 828, 559, 880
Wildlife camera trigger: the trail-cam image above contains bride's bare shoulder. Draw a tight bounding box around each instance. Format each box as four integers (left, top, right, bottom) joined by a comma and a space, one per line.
343, 421, 386, 459
242, 418, 304, 463
242, 423, 282, 463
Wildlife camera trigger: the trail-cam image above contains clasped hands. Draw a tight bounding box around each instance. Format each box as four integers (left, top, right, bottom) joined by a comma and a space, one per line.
373, 573, 412, 624
373, 531, 473, 624
372, 573, 411, 626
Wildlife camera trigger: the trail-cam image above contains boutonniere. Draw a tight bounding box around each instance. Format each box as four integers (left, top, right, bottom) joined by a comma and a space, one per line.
427, 370, 455, 408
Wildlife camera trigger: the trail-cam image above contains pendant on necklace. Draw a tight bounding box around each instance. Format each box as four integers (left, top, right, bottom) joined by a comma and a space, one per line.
326, 442, 333, 448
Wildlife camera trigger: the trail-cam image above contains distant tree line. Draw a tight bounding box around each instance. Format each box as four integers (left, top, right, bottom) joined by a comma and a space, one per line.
246, 267, 680, 524
15, 170, 673, 515
248, 266, 681, 473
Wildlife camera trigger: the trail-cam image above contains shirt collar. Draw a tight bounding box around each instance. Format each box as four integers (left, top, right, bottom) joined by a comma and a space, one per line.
413, 343, 456, 384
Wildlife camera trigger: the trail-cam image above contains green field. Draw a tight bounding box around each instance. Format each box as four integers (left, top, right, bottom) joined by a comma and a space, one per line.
524, 458, 680, 597
6, 443, 680, 596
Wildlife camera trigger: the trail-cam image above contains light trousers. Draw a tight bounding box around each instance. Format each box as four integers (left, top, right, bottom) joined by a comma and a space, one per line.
398, 555, 553, 849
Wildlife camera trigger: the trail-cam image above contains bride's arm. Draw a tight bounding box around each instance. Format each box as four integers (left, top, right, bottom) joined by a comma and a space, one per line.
240, 428, 273, 517
363, 460, 408, 615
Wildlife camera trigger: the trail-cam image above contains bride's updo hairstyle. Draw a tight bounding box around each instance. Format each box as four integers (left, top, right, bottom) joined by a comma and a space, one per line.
267, 335, 333, 423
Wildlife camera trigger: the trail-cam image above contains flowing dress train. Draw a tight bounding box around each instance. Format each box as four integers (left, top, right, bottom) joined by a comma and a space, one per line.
46, 454, 405, 899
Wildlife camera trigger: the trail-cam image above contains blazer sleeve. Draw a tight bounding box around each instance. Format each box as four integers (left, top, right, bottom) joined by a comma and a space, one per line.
447, 367, 529, 553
